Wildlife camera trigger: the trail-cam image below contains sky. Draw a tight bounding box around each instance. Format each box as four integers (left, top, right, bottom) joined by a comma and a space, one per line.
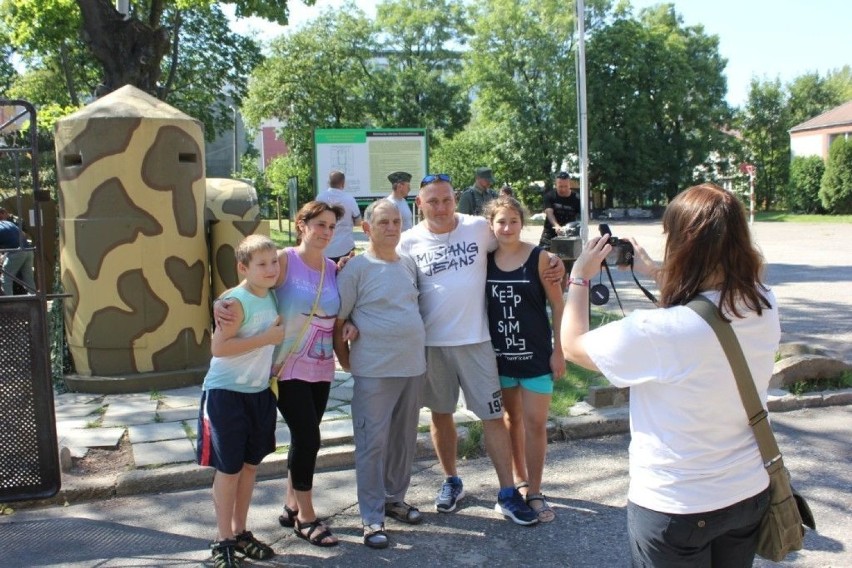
228, 0, 852, 109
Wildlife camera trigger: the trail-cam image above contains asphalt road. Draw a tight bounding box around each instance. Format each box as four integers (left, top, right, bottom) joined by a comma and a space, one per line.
2, 405, 849, 567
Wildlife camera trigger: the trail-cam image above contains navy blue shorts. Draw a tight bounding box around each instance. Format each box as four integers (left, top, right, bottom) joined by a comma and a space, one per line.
197, 388, 277, 474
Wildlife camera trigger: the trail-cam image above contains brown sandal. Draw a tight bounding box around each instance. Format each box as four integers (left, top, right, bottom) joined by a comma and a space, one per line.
526, 493, 556, 523
294, 518, 338, 547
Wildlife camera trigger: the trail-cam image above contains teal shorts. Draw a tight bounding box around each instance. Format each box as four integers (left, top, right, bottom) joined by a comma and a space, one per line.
499, 373, 554, 395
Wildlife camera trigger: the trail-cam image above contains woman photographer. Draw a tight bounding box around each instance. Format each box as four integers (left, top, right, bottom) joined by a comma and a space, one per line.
561, 183, 780, 567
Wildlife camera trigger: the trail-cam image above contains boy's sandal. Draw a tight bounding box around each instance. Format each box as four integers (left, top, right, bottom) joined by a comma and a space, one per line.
278, 504, 299, 527
526, 493, 556, 523
363, 523, 389, 549
210, 539, 242, 568
294, 518, 339, 547
234, 530, 274, 560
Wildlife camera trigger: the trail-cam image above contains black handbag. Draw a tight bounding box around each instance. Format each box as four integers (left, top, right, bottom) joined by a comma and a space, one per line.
688, 296, 815, 562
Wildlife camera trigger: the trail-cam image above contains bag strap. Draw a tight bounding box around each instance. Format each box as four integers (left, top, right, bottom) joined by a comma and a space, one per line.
686, 296, 784, 474
273, 256, 326, 370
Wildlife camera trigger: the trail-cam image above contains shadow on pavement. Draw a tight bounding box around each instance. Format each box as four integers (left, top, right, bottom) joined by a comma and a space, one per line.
0, 517, 210, 566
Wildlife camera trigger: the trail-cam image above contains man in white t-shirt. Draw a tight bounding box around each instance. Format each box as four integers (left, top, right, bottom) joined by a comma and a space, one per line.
398, 174, 554, 526
316, 170, 362, 262
386, 171, 414, 231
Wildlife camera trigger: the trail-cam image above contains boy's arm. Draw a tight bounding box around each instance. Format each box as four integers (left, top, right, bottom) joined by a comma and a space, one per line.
211, 300, 284, 357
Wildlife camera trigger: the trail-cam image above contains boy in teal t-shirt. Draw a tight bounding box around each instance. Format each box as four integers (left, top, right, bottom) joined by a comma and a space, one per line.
197, 234, 284, 567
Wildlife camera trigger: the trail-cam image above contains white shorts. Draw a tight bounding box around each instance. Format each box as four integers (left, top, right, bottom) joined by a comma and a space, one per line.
422, 342, 503, 420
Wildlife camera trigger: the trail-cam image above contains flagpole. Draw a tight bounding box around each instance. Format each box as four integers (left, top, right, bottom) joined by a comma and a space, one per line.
575, 0, 590, 241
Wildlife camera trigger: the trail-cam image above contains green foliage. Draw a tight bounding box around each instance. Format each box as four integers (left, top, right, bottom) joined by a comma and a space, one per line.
820, 136, 852, 214
242, 5, 376, 159
264, 154, 313, 214
788, 371, 852, 396
550, 363, 608, 417
785, 156, 825, 213
372, 0, 471, 138
787, 71, 847, 129
465, 0, 588, 187
457, 420, 484, 459
586, 4, 730, 206
738, 78, 790, 210
0, 45, 17, 95
160, 5, 263, 142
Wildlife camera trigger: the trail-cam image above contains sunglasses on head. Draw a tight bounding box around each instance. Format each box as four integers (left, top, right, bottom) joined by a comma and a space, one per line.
420, 173, 452, 187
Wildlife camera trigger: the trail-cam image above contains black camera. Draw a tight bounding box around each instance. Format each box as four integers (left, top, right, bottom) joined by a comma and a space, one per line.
598, 224, 634, 266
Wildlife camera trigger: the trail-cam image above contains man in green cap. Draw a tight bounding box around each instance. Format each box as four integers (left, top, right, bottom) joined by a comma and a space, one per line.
386, 171, 414, 231
457, 167, 498, 216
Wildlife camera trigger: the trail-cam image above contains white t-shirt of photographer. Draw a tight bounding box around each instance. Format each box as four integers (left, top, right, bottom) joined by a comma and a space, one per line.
582, 289, 780, 514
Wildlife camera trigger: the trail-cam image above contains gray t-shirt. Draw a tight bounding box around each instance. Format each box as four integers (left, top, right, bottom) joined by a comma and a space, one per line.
337, 252, 426, 378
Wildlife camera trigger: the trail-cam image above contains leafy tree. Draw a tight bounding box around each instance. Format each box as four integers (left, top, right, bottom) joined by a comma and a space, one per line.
465, 0, 601, 188
68, 0, 294, 96
0, 45, 17, 96
242, 5, 376, 164
264, 154, 313, 214
2, 1, 262, 140
824, 65, 852, 103
785, 156, 825, 213
820, 136, 852, 214
585, 4, 730, 206
371, 0, 472, 138
787, 71, 847, 128
738, 78, 790, 210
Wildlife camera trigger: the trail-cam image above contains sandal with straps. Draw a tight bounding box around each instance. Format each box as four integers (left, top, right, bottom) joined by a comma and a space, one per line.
234, 530, 274, 560
278, 504, 299, 527
363, 523, 389, 549
210, 539, 242, 568
294, 518, 339, 547
526, 493, 556, 523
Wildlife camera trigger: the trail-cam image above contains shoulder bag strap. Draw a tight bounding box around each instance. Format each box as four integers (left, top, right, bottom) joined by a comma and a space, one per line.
687, 296, 784, 474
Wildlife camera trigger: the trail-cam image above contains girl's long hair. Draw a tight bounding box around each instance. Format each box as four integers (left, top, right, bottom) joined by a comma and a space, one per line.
659, 183, 771, 319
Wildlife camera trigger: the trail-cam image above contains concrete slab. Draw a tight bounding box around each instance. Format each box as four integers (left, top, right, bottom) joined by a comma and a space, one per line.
329, 386, 353, 400
158, 395, 200, 409
155, 406, 198, 423
319, 418, 353, 443
102, 411, 158, 427
322, 409, 348, 421
54, 402, 103, 420
61, 426, 126, 449
56, 418, 90, 431
158, 386, 202, 399
132, 438, 196, 467
127, 422, 190, 444
53, 392, 102, 405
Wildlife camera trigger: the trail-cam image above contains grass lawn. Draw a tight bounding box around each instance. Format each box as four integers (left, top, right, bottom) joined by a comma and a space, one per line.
754, 211, 852, 223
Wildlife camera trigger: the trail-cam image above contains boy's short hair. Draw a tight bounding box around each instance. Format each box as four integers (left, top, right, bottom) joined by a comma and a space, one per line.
236, 234, 276, 266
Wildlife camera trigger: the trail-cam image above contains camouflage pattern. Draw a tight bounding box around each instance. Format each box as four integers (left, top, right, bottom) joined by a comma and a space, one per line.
54, 86, 210, 388
204, 178, 267, 299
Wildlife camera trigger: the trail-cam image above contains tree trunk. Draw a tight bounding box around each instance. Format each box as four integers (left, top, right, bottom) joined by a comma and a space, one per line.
75, 0, 170, 98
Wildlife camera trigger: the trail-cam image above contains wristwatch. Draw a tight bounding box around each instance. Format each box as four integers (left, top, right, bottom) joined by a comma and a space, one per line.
567, 276, 589, 287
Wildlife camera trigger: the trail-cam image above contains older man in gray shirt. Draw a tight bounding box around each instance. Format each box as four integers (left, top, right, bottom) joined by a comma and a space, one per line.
334, 199, 426, 550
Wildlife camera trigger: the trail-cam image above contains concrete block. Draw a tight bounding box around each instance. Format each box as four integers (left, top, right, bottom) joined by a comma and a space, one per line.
586, 385, 629, 408
776, 342, 830, 359
156, 406, 198, 423
770, 355, 851, 389
315, 444, 356, 469
127, 422, 189, 443
61, 426, 126, 449
132, 438, 196, 467
556, 409, 629, 440
319, 418, 353, 444
116, 464, 212, 496
822, 388, 852, 407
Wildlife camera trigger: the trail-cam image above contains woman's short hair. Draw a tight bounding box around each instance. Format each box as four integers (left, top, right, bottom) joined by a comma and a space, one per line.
295, 201, 344, 243
660, 183, 770, 318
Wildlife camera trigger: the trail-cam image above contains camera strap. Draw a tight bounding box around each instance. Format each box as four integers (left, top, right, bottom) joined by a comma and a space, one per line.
631, 267, 658, 305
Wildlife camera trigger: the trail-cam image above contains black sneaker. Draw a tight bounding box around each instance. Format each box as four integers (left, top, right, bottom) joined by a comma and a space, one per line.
234, 530, 274, 560
211, 539, 242, 568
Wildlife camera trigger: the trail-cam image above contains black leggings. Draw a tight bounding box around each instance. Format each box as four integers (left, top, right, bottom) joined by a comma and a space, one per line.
277, 379, 331, 491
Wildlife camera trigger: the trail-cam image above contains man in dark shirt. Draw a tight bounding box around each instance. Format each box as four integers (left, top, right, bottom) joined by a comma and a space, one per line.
539, 172, 580, 250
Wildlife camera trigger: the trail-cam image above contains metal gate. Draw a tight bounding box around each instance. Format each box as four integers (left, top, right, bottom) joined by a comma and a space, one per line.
0, 99, 59, 502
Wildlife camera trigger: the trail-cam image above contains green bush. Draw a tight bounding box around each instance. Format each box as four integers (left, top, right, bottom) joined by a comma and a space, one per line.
786, 156, 825, 213
820, 137, 852, 213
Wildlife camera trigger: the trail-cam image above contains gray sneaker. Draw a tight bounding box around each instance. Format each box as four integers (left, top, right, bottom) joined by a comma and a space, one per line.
435, 476, 465, 513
